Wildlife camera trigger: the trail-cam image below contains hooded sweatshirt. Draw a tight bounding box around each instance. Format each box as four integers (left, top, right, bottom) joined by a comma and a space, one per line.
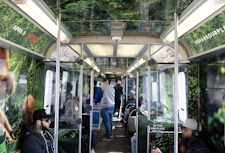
20, 124, 66, 153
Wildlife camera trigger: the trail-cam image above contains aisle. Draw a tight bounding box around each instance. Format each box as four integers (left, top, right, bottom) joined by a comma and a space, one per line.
94, 116, 132, 153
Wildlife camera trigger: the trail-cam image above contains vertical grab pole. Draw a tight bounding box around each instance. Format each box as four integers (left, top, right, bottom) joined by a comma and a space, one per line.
174, 12, 179, 153
126, 75, 128, 101
123, 78, 125, 94
126, 58, 128, 101
54, 13, 61, 153
79, 44, 84, 153
198, 61, 200, 122
89, 57, 94, 152
136, 57, 139, 153
147, 44, 151, 153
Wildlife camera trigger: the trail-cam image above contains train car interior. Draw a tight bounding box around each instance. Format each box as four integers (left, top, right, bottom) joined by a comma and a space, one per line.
0, 0, 225, 153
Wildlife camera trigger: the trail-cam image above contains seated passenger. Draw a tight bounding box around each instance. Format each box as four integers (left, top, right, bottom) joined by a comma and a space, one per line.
151, 118, 210, 153
122, 94, 136, 114
20, 109, 66, 153
124, 97, 144, 130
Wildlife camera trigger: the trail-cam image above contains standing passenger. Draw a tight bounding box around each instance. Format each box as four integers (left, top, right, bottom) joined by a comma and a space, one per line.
114, 80, 123, 115
93, 80, 98, 99
94, 77, 115, 141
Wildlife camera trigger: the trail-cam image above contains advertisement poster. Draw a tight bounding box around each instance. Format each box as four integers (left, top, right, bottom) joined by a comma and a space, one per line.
0, 2, 53, 55
0, 47, 35, 152
183, 10, 225, 55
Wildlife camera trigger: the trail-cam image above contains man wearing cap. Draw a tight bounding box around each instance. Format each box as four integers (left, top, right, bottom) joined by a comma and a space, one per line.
94, 77, 115, 141
151, 118, 210, 153
20, 109, 66, 153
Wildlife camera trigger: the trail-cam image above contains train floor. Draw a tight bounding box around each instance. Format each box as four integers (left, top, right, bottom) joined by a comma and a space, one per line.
95, 114, 132, 153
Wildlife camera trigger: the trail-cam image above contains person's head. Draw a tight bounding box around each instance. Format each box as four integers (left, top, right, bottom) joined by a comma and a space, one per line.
94, 80, 97, 87
33, 109, 53, 132
117, 80, 122, 86
82, 94, 87, 102
139, 94, 146, 104
100, 77, 107, 85
182, 118, 202, 139
66, 83, 73, 93
129, 94, 136, 99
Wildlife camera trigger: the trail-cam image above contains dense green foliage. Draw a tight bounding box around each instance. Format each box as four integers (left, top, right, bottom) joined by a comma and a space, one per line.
34, 60, 46, 110
200, 55, 225, 152
187, 61, 198, 119
183, 10, 225, 55
44, 0, 194, 37
0, 2, 53, 54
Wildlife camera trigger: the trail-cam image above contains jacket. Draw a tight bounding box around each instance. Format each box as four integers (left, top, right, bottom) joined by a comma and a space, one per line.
114, 85, 123, 98
180, 136, 210, 153
21, 124, 66, 153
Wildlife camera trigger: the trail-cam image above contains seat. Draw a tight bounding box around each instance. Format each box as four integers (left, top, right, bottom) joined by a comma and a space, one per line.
127, 109, 137, 134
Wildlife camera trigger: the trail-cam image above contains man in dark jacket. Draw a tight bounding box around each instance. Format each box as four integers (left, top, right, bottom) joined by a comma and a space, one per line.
20, 109, 66, 153
151, 118, 210, 153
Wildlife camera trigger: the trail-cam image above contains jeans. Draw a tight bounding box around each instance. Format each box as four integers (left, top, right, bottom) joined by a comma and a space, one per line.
92, 131, 97, 149
131, 133, 136, 153
100, 106, 114, 138
114, 97, 121, 114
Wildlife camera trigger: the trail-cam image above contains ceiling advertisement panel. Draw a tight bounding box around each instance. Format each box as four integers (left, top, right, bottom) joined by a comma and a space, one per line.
0, 2, 53, 55
183, 10, 225, 56
51, 45, 79, 62
152, 46, 182, 63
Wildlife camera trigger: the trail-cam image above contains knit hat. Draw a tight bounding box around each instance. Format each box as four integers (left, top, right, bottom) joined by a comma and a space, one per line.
182, 118, 202, 131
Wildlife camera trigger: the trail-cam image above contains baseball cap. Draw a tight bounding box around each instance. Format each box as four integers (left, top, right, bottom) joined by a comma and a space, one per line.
33, 109, 54, 121
117, 80, 122, 84
182, 118, 202, 131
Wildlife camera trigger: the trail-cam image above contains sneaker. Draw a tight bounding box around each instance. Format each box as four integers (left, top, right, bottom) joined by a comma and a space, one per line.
101, 136, 111, 141
91, 149, 95, 153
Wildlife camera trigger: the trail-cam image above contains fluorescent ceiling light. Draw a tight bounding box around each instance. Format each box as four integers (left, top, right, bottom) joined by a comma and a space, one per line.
12, 0, 72, 43
93, 66, 100, 72
117, 45, 145, 57
87, 44, 113, 57
84, 57, 100, 72
134, 58, 146, 68
84, 57, 92, 66
160, 0, 225, 44
127, 58, 146, 73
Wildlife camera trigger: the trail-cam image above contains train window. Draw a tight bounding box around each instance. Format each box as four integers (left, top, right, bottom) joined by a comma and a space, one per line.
156, 68, 188, 123
178, 72, 187, 122
152, 82, 158, 102
44, 70, 54, 114
159, 72, 166, 104
110, 80, 116, 87
60, 71, 68, 109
